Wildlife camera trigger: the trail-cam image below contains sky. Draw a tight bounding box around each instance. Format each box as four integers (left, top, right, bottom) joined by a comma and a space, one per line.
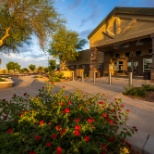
0, 0, 154, 69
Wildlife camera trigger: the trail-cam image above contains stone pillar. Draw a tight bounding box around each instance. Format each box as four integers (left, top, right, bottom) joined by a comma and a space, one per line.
89, 47, 98, 78
151, 34, 154, 81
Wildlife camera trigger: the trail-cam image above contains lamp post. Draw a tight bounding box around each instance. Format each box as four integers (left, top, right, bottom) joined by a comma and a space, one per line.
131, 51, 134, 75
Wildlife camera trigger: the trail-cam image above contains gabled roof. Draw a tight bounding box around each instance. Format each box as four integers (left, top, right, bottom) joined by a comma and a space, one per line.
88, 7, 154, 39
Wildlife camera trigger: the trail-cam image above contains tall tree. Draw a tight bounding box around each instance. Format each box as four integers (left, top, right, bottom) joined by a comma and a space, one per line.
48, 27, 87, 70
6, 61, 20, 73
29, 64, 36, 73
0, 0, 64, 52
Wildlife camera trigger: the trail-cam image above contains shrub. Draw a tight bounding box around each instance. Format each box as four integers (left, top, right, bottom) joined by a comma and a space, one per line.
123, 84, 154, 98
141, 84, 154, 92
123, 86, 147, 98
0, 83, 136, 154
0, 78, 6, 82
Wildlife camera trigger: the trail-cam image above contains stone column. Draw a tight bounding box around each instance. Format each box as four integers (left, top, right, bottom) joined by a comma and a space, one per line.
89, 47, 98, 78
151, 34, 154, 81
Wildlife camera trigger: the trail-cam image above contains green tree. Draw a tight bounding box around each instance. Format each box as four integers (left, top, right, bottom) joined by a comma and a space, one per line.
37, 66, 44, 74
48, 59, 56, 71
6, 61, 20, 73
48, 27, 87, 70
28, 64, 36, 73
0, 0, 64, 52
20, 68, 29, 74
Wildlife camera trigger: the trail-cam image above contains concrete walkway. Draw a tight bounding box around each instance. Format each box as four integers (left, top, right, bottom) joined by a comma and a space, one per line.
0, 76, 154, 153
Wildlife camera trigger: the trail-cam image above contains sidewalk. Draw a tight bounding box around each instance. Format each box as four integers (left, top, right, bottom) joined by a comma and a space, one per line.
0, 76, 154, 153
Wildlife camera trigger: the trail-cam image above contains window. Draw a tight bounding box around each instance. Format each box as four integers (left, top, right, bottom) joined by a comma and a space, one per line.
136, 50, 141, 56
98, 63, 102, 69
115, 54, 120, 58
125, 52, 129, 57
127, 62, 132, 72
143, 58, 152, 72
134, 61, 139, 71
149, 49, 152, 54
82, 65, 85, 69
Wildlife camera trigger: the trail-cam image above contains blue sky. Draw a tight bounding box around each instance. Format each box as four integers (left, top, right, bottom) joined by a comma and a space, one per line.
0, 0, 154, 69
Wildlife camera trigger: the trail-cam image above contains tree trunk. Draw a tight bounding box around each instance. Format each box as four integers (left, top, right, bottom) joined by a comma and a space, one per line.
0, 27, 11, 47
60, 60, 68, 71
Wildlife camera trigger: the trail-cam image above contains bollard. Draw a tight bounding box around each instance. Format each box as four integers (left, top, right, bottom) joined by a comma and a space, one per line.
72, 71, 74, 81
108, 72, 112, 85
82, 72, 84, 82
93, 72, 96, 83
129, 72, 133, 87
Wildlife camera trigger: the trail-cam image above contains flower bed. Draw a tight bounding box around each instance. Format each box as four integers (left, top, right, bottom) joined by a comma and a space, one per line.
0, 83, 137, 154
0, 78, 13, 89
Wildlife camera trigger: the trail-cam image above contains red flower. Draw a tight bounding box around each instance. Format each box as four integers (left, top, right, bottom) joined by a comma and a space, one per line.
39, 120, 44, 125
56, 146, 62, 154
108, 136, 115, 141
84, 107, 88, 111
74, 130, 81, 136
61, 129, 66, 135
59, 102, 64, 106
29, 151, 36, 154
3, 115, 7, 120
101, 144, 107, 149
56, 125, 61, 131
102, 113, 107, 117
51, 82, 54, 84
87, 118, 95, 123
62, 86, 65, 88
35, 135, 41, 141
75, 125, 81, 130
109, 120, 114, 125
24, 93, 27, 96
75, 118, 80, 123
111, 109, 115, 113
132, 126, 138, 132
125, 141, 131, 148
68, 102, 71, 105
126, 109, 130, 112
19, 113, 23, 117
121, 104, 124, 108
7, 128, 13, 134
98, 101, 104, 104
65, 95, 68, 99
62, 108, 70, 114
51, 134, 58, 139
46, 142, 52, 147
84, 136, 90, 142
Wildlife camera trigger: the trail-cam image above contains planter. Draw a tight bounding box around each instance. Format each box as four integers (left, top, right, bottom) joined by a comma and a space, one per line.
0, 78, 13, 89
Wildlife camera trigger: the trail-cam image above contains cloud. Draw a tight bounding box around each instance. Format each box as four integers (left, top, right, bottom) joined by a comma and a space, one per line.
68, 0, 82, 10
79, 2, 100, 27
79, 29, 93, 39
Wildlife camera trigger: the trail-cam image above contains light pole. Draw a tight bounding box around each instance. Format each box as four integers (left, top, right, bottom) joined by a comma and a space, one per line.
131, 51, 134, 75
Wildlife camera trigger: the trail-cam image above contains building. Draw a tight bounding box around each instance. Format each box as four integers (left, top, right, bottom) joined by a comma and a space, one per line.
88, 7, 154, 80
67, 49, 104, 77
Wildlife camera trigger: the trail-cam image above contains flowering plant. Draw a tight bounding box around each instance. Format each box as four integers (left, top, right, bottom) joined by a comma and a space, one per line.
0, 83, 136, 154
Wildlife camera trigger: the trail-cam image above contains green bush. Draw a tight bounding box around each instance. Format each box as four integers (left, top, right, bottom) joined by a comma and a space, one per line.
123, 87, 146, 98
142, 84, 154, 91
123, 84, 154, 98
50, 77, 61, 82
0, 84, 136, 154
